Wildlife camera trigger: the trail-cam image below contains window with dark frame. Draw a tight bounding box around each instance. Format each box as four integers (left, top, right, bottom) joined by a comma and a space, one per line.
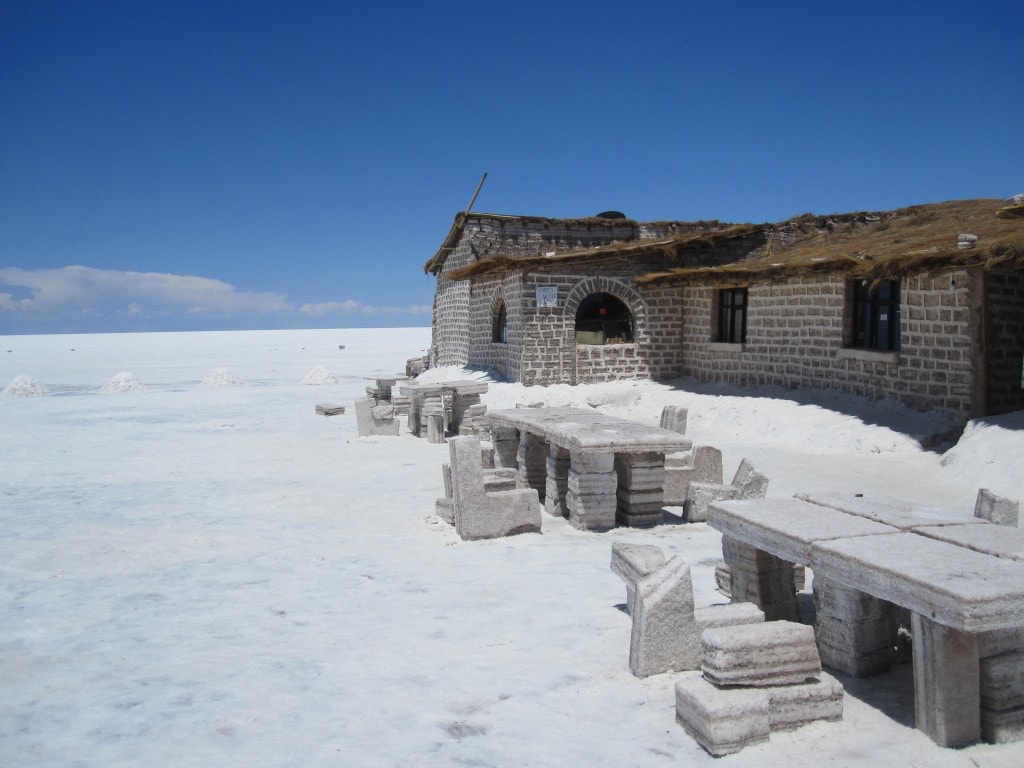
851, 279, 900, 351
492, 301, 507, 343
717, 288, 748, 344
574, 293, 634, 345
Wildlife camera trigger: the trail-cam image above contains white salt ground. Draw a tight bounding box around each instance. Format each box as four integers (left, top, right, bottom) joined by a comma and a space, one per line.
0, 327, 1021, 767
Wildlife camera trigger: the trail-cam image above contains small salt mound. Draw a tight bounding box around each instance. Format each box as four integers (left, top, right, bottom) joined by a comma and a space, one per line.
201, 367, 244, 388
2, 375, 50, 397
302, 365, 339, 385
101, 372, 146, 393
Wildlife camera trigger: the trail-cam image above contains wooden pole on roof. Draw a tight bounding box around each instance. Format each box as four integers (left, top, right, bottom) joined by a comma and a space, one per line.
465, 171, 488, 214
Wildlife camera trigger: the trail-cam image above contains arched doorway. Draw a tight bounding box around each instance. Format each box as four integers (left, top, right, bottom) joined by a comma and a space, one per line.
574, 292, 634, 345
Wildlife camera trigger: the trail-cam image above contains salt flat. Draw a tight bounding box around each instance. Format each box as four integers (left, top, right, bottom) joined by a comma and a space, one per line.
1, 328, 1021, 767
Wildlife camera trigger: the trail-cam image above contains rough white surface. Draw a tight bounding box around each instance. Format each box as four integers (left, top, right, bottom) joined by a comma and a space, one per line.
3, 374, 49, 396
100, 371, 146, 393
200, 366, 244, 388
0, 329, 1022, 767
301, 365, 339, 385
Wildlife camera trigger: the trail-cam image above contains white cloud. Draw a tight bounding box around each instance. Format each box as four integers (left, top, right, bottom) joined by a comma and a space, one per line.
0, 266, 431, 332
300, 300, 431, 317
0, 265, 289, 318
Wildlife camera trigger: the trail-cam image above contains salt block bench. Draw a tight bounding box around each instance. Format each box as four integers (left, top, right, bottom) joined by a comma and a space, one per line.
609, 542, 664, 614
399, 380, 489, 439
662, 445, 722, 508
687, 457, 769, 522
707, 495, 1024, 747
485, 407, 692, 531
447, 435, 541, 541
609, 543, 764, 677
353, 397, 399, 436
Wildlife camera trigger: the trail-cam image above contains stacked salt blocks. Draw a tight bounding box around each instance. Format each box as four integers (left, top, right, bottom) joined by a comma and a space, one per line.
566, 452, 619, 531
516, 432, 549, 502
979, 629, 1024, 743
721, 536, 802, 622
457, 403, 492, 438
675, 621, 843, 756
614, 452, 668, 528
421, 398, 447, 443
545, 444, 571, 518
813, 575, 900, 677
490, 427, 520, 470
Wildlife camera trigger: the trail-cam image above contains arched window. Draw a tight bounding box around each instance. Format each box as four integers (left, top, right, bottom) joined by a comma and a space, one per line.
492, 300, 507, 343
575, 293, 634, 345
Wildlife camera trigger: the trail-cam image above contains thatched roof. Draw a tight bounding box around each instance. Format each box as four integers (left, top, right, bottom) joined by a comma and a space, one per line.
443, 223, 758, 281
425, 199, 1024, 285
423, 212, 645, 275
639, 198, 1024, 287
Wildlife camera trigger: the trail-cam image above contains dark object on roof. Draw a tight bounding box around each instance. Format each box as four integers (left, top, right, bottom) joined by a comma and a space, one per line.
595, 210, 627, 220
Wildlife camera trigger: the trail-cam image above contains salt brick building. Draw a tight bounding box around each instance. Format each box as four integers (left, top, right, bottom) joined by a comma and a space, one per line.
424, 198, 1024, 420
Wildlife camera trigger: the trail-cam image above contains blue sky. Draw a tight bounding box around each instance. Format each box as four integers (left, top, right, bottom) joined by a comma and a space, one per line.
2, 1, 1021, 334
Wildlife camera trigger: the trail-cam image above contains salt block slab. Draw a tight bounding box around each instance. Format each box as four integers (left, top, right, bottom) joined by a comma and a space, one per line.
766, 673, 844, 731
812, 532, 1024, 633
315, 403, 345, 416
675, 672, 770, 756
980, 626, 1024, 658
796, 491, 985, 530
708, 497, 899, 566
981, 651, 1024, 710
701, 621, 821, 687
610, 542, 665, 587
913, 523, 1024, 562
485, 406, 691, 455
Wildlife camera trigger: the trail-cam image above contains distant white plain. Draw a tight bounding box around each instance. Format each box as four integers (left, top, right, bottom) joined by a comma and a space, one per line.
1, 327, 1021, 767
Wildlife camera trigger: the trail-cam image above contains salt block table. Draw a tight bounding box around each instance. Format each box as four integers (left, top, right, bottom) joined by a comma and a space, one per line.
364, 375, 406, 402
484, 407, 692, 530
399, 380, 489, 439
707, 495, 1024, 748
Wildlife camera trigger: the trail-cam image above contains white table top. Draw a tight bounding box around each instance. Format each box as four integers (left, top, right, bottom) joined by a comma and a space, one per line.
708, 495, 1024, 633
485, 406, 692, 455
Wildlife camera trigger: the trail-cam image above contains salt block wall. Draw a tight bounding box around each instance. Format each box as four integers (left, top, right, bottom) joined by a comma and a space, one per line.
429, 214, 1016, 419
678, 270, 983, 418
431, 238, 473, 367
